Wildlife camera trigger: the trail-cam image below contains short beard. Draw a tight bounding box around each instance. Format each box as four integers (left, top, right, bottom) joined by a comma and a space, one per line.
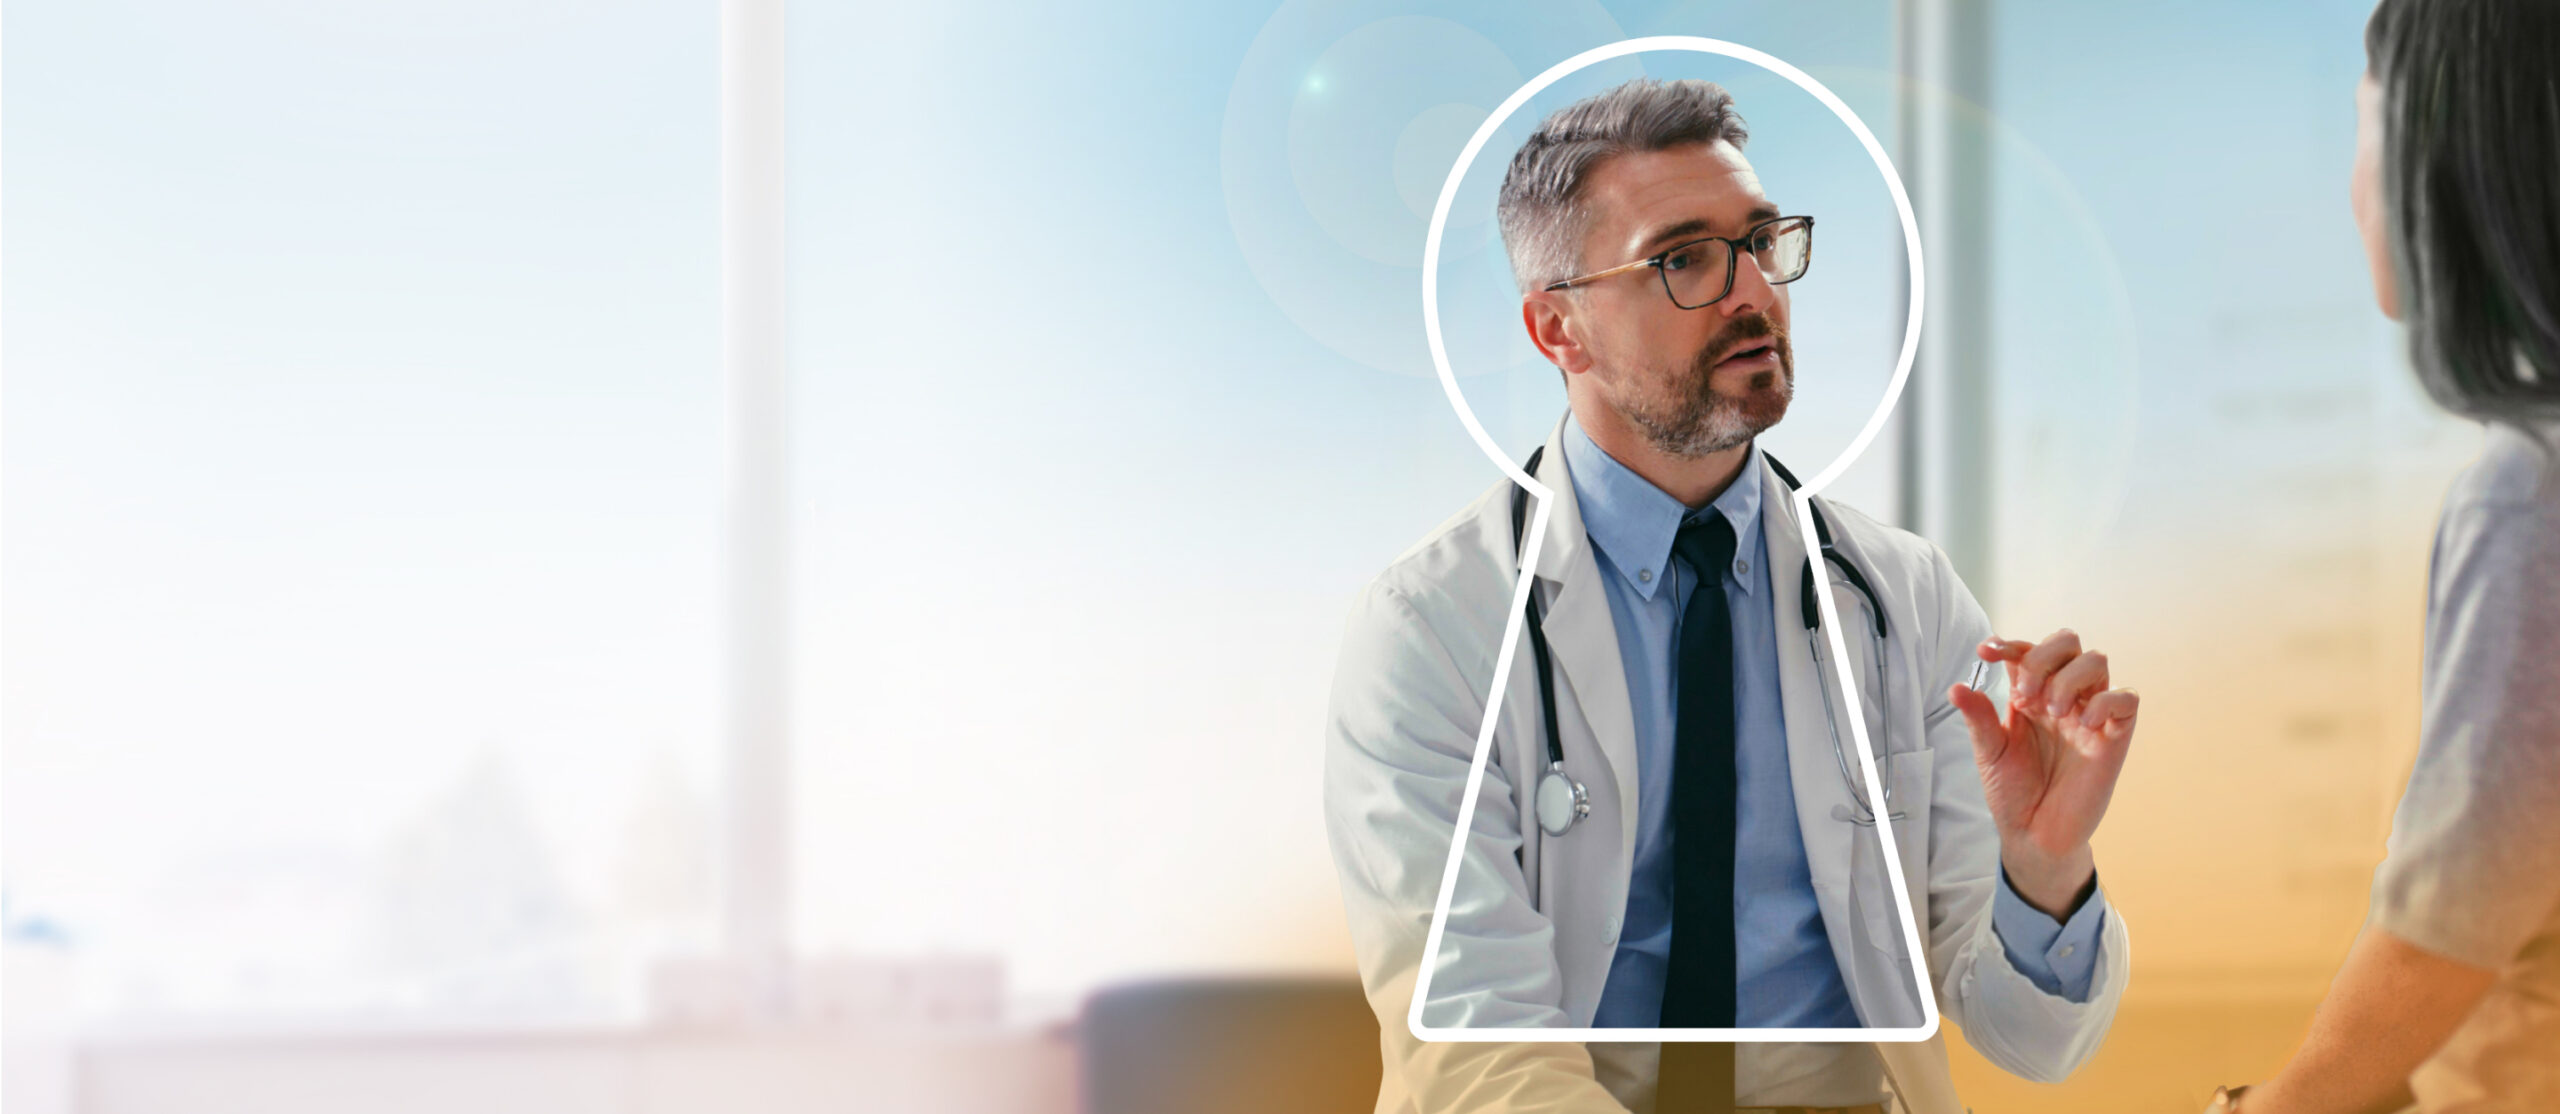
1610, 316, 1794, 458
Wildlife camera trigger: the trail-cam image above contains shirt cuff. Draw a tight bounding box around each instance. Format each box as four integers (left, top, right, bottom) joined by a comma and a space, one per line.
1991, 864, 2107, 1002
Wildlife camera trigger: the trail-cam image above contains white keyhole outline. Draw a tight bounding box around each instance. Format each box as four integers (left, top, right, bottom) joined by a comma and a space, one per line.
1413, 35, 1936, 1043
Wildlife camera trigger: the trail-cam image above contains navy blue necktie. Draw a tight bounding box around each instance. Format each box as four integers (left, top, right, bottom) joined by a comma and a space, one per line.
1658, 510, 1738, 1113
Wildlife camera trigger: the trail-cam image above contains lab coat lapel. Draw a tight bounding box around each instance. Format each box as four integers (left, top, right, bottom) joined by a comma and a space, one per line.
1760, 461, 1869, 1001
1525, 416, 1643, 865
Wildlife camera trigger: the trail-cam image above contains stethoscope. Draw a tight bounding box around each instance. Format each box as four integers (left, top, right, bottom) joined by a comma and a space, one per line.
1509, 444, 1908, 841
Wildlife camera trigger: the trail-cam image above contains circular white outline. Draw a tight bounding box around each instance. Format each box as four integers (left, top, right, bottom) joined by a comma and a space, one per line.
1423, 35, 1925, 498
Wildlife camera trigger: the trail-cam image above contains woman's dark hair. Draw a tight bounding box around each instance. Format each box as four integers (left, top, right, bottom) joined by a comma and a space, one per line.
2365, 0, 2560, 432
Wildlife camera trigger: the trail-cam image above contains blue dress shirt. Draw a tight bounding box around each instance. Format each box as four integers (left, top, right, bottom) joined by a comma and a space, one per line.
1561, 415, 2106, 1027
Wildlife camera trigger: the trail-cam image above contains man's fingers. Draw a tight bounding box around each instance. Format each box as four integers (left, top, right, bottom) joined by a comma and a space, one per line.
2067, 689, 2140, 762
1949, 682, 2008, 764
2077, 688, 2139, 728
2041, 650, 2110, 718
1978, 638, 2033, 701
2082, 690, 2140, 755
2013, 628, 2083, 703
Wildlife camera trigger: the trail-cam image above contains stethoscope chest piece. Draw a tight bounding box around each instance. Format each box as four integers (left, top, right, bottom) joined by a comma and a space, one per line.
1536, 762, 1590, 836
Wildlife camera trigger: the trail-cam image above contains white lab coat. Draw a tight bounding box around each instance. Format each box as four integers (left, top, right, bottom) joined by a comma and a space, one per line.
1322, 415, 2129, 1114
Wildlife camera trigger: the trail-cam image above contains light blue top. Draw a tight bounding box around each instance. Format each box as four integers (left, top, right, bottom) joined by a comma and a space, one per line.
1562, 414, 2105, 1027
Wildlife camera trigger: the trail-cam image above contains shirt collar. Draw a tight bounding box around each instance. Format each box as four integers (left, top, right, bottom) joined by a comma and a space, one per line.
1561, 412, 1764, 603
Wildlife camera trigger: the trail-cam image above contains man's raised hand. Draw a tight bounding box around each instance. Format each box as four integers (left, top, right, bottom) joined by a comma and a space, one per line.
1947, 628, 2138, 918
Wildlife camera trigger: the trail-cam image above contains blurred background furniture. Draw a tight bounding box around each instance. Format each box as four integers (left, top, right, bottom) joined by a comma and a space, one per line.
1078, 977, 1379, 1114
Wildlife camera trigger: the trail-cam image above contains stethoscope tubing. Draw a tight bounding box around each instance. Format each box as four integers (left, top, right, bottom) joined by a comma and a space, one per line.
1509, 446, 1899, 839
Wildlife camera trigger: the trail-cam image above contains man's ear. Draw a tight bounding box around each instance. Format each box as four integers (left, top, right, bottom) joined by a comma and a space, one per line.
1521, 291, 1591, 377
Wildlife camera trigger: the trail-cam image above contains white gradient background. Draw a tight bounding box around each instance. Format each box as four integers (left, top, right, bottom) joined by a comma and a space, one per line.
4, 0, 2485, 1108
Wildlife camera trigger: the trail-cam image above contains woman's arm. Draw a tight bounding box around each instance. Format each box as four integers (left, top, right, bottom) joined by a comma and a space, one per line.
2218, 927, 2497, 1114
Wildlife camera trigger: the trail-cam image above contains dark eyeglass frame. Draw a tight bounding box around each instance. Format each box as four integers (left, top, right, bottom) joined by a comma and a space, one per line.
1541, 214, 1816, 309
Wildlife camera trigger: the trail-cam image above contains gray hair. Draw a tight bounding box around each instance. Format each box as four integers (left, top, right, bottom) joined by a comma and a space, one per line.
1495, 77, 1752, 294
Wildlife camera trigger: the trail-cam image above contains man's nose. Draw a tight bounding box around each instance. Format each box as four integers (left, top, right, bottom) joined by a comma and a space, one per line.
1719, 250, 1779, 317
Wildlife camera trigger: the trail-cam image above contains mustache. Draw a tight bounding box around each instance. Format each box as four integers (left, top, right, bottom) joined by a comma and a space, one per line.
1697, 312, 1788, 369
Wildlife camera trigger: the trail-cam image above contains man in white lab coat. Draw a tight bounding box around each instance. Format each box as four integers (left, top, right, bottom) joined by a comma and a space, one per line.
1322, 78, 2138, 1114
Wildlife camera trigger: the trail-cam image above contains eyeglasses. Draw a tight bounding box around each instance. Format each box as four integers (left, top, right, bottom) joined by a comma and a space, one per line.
1543, 214, 1815, 309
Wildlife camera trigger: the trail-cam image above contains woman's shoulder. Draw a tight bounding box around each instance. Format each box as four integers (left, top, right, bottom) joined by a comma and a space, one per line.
2447, 419, 2560, 511
2434, 422, 2560, 593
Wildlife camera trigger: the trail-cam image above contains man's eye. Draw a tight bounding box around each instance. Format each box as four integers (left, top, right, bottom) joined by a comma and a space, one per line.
1750, 233, 1776, 251
1662, 249, 1695, 272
